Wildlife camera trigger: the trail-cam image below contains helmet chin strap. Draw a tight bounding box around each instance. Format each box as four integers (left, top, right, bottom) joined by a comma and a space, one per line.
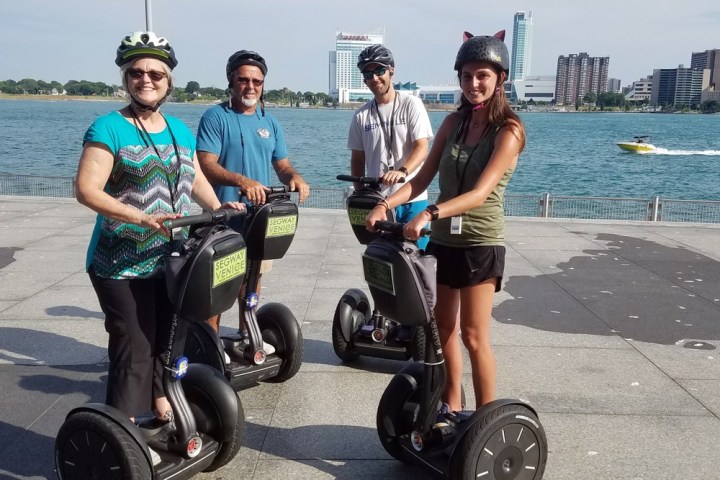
471, 74, 505, 111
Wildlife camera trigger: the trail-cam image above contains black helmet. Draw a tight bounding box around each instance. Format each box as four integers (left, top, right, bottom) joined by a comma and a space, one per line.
454, 31, 509, 76
115, 32, 178, 69
226, 50, 268, 80
357, 45, 394, 70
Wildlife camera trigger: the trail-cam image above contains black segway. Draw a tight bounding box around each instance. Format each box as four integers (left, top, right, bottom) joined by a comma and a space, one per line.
184, 186, 303, 390
55, 208, 247, 479
368, 221, 548, 479
332, 174, 425, 363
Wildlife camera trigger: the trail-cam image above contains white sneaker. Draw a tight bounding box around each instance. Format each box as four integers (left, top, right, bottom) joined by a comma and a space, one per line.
148, 447, 161, 466
262, 342, 276, 355
224, 351, 232, 364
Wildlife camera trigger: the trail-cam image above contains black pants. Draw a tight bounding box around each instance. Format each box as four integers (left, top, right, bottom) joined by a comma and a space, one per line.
89, 269, 173, 418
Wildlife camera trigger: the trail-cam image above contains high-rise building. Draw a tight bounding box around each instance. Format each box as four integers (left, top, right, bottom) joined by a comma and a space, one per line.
509, 11, 533, 103
554, 53, 610, 106
510, 11, 533, 82
650, 66, 710, 108
328, 30, 383, 101
607, 78, 621, 93
691, 49, 720, 91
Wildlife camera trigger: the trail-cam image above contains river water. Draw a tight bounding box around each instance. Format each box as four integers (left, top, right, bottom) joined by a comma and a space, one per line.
1, 99, 719, 200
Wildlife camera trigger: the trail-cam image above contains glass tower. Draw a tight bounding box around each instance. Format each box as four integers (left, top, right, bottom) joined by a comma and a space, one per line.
329, 30, 384, 97
511, 11, 533, 82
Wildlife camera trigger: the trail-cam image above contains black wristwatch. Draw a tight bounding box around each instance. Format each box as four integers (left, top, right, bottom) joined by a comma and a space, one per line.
397, 166, 409, 175
425, 204, 439, 221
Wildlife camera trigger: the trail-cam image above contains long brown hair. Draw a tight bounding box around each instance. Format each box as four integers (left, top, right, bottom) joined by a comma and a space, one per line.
455, 66, 525, 152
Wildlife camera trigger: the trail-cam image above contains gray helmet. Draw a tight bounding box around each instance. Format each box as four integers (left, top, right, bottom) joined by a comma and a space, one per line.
454, 31, 509, 75
226, 50, 268, 80
357, 45, 394, 70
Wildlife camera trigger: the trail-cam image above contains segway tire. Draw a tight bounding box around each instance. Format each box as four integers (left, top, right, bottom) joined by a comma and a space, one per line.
202, 399, 245, 472
55, 411, 151, 480
376, 362, 424, 463
409, 326, 426, 362
331, 288, 372, 362
449, 404, 547, 480
257, 303, 304, 383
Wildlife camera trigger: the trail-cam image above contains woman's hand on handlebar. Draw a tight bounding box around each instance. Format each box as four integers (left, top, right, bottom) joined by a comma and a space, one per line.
140, 212, 182, 236
402, 211, 431, 242
217, 201, 246, 213
365, 204, 388, 232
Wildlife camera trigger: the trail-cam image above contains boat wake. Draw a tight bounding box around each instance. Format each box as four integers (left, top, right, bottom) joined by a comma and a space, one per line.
650, 148, 720, 156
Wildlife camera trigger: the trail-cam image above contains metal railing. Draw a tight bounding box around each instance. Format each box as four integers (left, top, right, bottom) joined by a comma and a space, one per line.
1, 173, 719, 224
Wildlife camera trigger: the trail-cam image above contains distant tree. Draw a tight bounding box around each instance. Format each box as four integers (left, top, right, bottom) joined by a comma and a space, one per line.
185, 81, 200, 95
582, 92, 597, 105
700, 100, 719, 114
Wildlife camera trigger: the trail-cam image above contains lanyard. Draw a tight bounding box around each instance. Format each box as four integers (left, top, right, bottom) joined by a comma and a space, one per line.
130, 109, 181, 213
373, 93, 399, 169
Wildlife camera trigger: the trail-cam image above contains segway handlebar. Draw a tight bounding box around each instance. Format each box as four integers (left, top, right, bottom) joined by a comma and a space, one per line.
336, 175, 405, 186
238, 185, 292, 197
166, 208, 246, 230
373, 221, 431, 239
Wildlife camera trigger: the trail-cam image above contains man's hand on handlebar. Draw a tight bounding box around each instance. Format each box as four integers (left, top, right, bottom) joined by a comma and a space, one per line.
381, 169, 407, 186
288, 174, 310, 203
239, 178, 268, 205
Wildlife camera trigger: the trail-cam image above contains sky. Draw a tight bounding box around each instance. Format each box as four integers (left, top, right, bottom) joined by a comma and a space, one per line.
2, 0, 719, 93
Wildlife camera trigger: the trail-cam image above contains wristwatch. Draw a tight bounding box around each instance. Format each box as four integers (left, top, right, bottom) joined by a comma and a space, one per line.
397, 166, 409, 175
425, 204, 439, 221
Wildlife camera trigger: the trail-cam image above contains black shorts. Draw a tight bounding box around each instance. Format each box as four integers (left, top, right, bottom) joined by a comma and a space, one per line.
426, 242, 505, 291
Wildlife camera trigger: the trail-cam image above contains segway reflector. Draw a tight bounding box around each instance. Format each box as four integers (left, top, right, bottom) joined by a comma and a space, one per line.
172, 356, 189, 379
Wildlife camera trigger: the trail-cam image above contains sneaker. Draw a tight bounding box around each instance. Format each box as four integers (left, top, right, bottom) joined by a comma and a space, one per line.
148, 447, 162, 466
224, 351, 232, 364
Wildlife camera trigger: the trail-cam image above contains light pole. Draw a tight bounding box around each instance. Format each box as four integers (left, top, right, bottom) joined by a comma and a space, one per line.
145, 0, 153, 31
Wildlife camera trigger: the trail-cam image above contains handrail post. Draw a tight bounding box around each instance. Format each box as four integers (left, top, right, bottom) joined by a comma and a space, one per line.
540, 193, 550, 218
649, 196, 660, 221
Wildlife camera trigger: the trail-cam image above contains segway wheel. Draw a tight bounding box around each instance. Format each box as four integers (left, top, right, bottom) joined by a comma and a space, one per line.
184, 321, 225, 372
450, 404, 547, 480
200, 397, 246, 472
376, 362, 424, 463
257, 303, 304, 383
408, 326, 426, 362
55, 411, 151, 480
331, 288, 372, 362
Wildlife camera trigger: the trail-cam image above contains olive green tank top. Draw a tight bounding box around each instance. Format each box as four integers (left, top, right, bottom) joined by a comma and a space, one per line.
430, 121, 515, 247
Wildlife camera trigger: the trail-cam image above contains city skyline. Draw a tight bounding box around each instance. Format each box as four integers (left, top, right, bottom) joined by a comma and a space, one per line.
2, 0, 719, 93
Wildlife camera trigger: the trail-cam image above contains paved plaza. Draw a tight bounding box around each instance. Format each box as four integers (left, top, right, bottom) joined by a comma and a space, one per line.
0, 195, 718, 479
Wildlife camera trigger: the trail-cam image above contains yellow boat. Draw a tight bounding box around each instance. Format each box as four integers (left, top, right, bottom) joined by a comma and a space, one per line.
617, 136, 656, 153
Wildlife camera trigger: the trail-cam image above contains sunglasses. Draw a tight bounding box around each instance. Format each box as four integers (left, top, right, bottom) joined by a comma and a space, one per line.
362, 66, 388, 80
236, 77, 264, 88
127, 69, 167, 82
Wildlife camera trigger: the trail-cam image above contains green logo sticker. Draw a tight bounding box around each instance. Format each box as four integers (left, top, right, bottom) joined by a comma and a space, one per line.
213, 248, 246, 287
348, 208, 370, 226
266, 215, 297, 238
362, 255, 395, 295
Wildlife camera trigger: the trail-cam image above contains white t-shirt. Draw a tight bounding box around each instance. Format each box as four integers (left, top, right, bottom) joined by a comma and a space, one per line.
347, 92, 434, 200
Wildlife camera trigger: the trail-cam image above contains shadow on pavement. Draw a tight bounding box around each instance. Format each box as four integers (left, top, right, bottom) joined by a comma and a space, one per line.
497, 233, 720, 346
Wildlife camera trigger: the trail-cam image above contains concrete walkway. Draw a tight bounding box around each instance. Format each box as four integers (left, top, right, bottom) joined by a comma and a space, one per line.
0, 195, 718, 480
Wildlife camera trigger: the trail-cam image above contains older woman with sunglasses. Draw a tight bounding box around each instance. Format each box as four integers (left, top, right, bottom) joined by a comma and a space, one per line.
75, 32, 243, 427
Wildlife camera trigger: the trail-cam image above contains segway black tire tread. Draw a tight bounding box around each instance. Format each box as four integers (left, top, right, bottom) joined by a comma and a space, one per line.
204, 399, 246, 472
55, 411, 151, 480
450, 404, 547, 480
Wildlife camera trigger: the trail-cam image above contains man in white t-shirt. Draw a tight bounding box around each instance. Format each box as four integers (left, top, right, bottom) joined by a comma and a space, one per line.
347, 44, 434, 249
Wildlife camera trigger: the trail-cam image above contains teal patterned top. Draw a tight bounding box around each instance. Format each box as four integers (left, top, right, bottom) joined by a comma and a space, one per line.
84, 111, 196, 279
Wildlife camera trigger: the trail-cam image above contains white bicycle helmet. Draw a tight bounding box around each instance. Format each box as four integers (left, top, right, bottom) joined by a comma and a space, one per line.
115, 32, 178, 69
